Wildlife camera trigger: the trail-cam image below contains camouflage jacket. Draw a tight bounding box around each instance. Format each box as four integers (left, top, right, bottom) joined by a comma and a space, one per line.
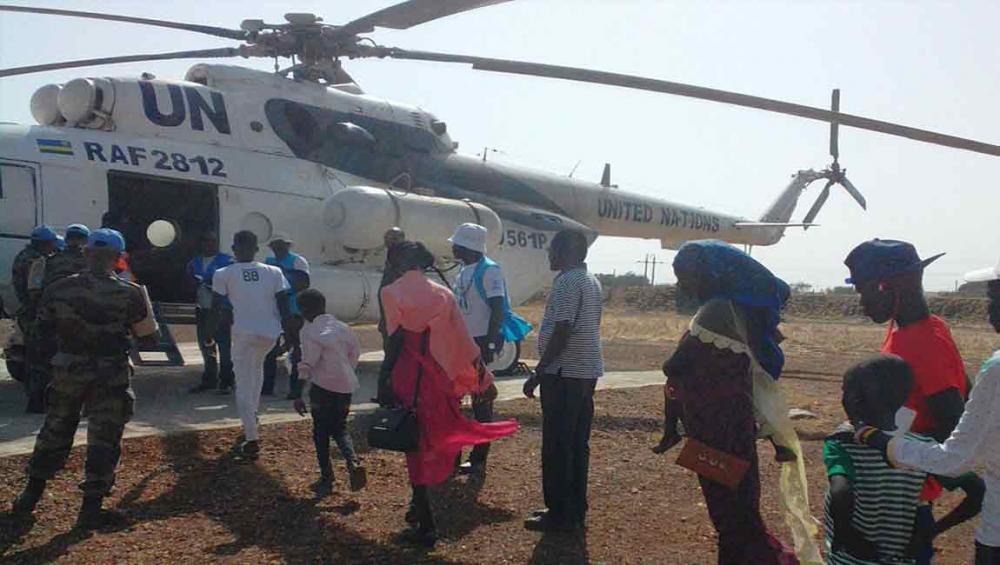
12, 245, 44, 306
35, 271, 149, 361
43, 247, 87, 288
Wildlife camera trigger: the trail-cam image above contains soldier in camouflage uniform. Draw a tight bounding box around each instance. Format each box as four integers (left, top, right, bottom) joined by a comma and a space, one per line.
11, 228, 158, 530
25, 224, 93, 412
42, 224, 90, 287
11, 225, 60, 412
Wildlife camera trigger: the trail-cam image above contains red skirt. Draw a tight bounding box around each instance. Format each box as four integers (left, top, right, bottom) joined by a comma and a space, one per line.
392, 330, 518, 486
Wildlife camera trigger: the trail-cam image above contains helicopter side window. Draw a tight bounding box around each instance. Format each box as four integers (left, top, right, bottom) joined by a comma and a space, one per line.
0, 163, 39, 236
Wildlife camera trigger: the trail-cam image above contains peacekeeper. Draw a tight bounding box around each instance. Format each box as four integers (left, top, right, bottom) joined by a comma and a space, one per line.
11, 228, 158, 530
11, 225, 60, 413
42, 224, 90, 286
25, 224, 93, 409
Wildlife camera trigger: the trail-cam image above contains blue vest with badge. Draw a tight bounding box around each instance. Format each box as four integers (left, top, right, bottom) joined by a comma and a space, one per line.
472, 257, 533, 343
266, 253, 307, 315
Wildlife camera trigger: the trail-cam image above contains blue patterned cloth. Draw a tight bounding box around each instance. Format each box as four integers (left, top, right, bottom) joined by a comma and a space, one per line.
673, 240, 790, 379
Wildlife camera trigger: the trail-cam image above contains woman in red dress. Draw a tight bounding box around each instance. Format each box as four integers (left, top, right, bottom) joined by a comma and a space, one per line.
378, 242, 518, 547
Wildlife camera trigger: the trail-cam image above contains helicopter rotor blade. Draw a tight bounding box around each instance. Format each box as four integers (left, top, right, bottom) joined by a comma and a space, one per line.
333, 0, 510, 38
802, 180, 834, 227
0, 48, 242, 78
838, 175, 867, 210
0, 5, 248, 40
830, 88, 840, 162
376, 48, 1000, 158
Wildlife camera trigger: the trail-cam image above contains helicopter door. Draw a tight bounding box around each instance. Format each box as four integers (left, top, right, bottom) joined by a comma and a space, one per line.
105, 171, 219, 303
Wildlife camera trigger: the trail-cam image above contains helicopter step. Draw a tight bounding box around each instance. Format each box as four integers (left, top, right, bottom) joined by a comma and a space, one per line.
129, 302, 189, 367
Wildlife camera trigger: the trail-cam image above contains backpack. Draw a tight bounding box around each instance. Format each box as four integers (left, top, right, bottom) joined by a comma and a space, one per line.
472, 257, 533, 343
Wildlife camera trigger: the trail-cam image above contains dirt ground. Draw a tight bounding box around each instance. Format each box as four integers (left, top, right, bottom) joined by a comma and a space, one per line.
0, 309, 995, 564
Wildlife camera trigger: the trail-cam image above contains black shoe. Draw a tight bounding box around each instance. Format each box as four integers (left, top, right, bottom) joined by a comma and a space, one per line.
523, 513, 579, 533
312, 474, 333, 497
260, 389, 274, 397
188, 383, 215, 394
75, 496, 126, 530
457, 461, 485, 476
216, 385, 233, 395
404, 503, 419, 526
399, 526, 437, 548
349, 466, 368, 492
235, 440, 260, 461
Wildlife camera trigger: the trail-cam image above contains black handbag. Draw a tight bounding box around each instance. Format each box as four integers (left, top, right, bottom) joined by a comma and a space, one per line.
367, 332, 427, 453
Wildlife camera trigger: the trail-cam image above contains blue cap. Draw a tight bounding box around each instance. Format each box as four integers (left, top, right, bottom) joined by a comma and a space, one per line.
87, 228, 125, 253
844, 239, 945, 285
65, 224, 91, 239
30, 225, 59, 242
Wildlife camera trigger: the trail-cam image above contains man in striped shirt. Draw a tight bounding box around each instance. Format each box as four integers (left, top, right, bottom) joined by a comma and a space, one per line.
523, 229, 603, 533
825, 356, 980, 564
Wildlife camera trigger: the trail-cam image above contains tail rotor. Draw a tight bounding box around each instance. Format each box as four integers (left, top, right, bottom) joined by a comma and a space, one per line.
803, 89, 867, 228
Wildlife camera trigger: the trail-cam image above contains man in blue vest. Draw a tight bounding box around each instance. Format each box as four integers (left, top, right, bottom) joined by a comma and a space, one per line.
263, 233, 310, 399
186, 232, 235, 393
449, 223, 509, 475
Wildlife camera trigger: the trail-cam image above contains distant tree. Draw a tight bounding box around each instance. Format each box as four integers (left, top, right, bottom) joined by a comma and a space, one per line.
596, 272, 649, 288
790, 282, 814, 294
827, 286, 856, 295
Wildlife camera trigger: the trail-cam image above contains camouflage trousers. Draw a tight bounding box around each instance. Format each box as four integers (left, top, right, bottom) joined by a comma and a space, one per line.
27, 355, 135, 497
24, 324, 55, 407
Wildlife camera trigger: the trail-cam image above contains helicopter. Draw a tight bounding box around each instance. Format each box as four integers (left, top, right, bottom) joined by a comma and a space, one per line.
2, 1, 998, 372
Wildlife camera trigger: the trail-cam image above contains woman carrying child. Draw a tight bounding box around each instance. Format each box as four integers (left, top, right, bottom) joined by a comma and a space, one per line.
655, 240, 818, 564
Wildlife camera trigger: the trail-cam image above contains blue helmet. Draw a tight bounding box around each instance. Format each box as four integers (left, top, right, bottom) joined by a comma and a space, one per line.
87, 228, 126, 253
65, 224, 91, 239
30, 225, 59, 242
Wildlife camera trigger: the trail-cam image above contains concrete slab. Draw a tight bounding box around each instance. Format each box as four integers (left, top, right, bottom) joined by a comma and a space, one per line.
0, 344, 662, 458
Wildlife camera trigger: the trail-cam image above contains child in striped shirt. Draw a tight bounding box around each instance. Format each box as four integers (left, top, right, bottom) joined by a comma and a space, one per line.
825, 356, 980, 564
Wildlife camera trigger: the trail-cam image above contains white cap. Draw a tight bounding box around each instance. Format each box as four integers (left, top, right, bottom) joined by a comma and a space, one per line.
964, 258, 1000, 283
268, 232, 293, 246
448, 223, 488, 254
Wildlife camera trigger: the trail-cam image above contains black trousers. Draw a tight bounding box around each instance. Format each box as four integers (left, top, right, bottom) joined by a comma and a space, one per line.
977, 542, 1000, 565
540, 373, 597, 523
309, 385, 359, 476
468, 335, 495, 465
195, 308, 233, 388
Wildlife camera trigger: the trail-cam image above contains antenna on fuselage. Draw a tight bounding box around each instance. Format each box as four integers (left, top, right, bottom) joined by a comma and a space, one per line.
600, 163, 617, 188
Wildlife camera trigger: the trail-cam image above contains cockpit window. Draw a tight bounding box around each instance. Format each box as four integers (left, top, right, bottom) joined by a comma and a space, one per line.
266, 99, 448, 183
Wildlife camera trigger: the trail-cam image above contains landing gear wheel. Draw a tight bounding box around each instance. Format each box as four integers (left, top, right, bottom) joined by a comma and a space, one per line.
487, 341, 521, 376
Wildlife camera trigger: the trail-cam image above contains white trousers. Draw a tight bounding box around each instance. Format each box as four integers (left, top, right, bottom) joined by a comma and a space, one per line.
232, 334, 276, 441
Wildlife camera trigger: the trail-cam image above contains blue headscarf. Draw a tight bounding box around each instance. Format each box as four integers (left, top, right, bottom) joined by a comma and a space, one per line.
673, 240, 790, 380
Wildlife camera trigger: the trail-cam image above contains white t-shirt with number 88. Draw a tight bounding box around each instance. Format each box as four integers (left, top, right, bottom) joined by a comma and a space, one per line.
213, 261, 289, 339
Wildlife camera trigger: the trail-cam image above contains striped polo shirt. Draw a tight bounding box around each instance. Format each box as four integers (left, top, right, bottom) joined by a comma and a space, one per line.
537, 265, 604, 379
823, 426, 933, 564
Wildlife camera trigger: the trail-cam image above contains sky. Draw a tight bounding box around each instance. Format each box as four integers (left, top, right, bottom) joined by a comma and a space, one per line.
1, 0, 998, 290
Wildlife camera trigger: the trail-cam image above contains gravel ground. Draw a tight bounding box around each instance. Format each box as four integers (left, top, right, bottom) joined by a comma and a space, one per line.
0, 378, 981, 564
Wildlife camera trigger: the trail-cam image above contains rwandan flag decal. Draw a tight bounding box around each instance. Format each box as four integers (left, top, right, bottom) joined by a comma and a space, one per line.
36, 138, 74, 155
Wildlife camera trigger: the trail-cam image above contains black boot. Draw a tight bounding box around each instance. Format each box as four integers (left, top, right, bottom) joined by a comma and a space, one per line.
75, 495, 126, 530
12, 478, 45, 514
401, 486, 436, 548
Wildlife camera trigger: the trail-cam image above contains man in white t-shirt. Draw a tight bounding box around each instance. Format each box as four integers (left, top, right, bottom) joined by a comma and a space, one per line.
211, 230, 291, 460
449, 223, 506, 475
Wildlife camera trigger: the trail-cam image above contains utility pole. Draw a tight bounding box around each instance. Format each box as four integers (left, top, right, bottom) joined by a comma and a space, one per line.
637, 254, 650, 281
649, 256, 669, 285
637, 254, 668, 285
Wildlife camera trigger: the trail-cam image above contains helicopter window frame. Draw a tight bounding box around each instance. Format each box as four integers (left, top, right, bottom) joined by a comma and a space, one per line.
0, 161, 40, 238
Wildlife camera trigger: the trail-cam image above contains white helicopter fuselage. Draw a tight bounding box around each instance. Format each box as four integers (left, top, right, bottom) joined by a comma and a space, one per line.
0, 64, 812, 323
